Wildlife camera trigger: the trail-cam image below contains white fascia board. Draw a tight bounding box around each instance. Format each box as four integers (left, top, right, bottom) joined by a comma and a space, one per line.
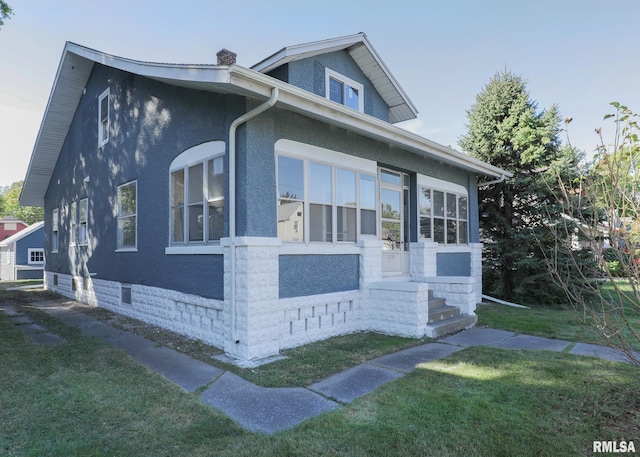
66, 42, 231, 84
350, 38, 418, 119
20, 43, 231, 207
229, 66, 511, 179
251, 33, 366, 73
0, 221, 44, 247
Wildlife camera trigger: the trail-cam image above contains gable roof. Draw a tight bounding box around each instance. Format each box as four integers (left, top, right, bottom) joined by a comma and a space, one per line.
0, 221, 44, 248
21, 39, 511, 207
0, 216, 25, 224
251, 33, 418, 124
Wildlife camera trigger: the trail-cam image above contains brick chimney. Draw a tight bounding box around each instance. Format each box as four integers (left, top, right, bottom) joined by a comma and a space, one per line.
216, 49, 237, 65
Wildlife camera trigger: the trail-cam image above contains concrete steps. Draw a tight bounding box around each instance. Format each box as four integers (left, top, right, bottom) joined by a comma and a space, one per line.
426, 291, 477, 338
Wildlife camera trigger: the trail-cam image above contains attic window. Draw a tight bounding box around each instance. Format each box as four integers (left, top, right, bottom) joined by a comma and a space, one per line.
98, 88, 110, 147
325, 69, 363, 112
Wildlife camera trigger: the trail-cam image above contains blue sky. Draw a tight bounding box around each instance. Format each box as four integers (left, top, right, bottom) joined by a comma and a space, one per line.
0, 0, 638, 188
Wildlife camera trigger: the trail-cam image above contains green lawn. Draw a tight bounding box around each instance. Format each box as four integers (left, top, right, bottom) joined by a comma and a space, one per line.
477, 279, 640, 351
1, 282, 639, 456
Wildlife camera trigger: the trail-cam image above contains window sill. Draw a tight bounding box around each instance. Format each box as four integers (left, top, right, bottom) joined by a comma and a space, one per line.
165, 245, 224, 255
115, 248, 137, 253
279, 242, 361, 255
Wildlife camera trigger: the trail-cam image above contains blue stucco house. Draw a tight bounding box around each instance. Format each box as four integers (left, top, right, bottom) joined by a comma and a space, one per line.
21, 33, 510, 363
0, 221, 45, 281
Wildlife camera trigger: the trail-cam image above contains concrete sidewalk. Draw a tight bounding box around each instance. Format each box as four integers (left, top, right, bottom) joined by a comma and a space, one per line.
3, 299, 637, 435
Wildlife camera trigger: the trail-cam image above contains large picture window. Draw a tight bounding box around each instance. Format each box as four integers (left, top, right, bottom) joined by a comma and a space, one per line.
169, 141, 225, 245
276, 140, 378, 244
117, 181, 137, 250
418, 184, 468, 245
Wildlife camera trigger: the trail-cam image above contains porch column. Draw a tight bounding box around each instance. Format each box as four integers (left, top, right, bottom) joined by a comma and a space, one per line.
469, 243, 483, 303
222, 236, 281, 363
409, 240, 438, 281
358, 239, 383, 286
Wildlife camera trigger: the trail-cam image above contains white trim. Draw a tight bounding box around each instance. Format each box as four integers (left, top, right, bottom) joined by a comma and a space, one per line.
98, 87, 110, 147
165, 245, 224, 255
276, 140, 378, 246
416, 174, 468, 196
78, 198, 88, 245
51, 208, 59, 253
21, 42, 510, 207
325, 68, 364, 112
169, 142, 226, 247
116, 180, 137, 250
275, 139, 376, 173
27, 248, 45, 265
169, 141, 226, 171
279, 243, 361, 255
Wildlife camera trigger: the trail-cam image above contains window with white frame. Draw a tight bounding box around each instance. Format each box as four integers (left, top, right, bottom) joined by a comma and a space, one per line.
418, 178, 468, 245
325, 69, 364, 112
117, 181, 137, 250
79, 198, 88, 244
52, 208, 59, 252
70, 201, 77, 245
98, 88, 110, 147
276, 139, 377, 244
170, 141, 225, 245
28, 248, 45, 264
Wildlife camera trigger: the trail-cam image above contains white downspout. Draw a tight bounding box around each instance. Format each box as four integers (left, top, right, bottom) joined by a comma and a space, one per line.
228, 87, 279, 345
477, 174, 506, 188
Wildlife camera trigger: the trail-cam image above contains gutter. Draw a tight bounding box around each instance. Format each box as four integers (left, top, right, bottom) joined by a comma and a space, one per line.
228, 87, 279, 345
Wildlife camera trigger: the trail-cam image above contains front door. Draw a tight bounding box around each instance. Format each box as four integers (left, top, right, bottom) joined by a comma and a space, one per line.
380, 169, 409, 275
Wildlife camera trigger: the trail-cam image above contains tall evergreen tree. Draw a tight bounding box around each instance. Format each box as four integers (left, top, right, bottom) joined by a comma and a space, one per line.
459, 71, 578, 304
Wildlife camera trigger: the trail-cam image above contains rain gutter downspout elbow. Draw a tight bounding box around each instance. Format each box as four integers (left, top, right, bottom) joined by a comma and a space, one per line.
477, 174, 506, 188
228, 87, 279, 345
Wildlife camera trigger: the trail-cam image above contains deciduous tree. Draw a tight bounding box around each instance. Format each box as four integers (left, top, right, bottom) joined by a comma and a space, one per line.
0, 181, 44, 225
549, 103, 640, 369
0, 1, 12, 30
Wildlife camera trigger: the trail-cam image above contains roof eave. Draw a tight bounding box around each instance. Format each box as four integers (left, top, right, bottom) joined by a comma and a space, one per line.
251, 33, 418, 124
20, 43, 232, 207
22, 43, 510, 208
0, 221, 45, 247
229, 66, 510, 179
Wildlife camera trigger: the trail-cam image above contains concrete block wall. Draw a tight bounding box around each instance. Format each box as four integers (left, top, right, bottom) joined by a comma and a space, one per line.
410, 241, 438, 280
279, 290, 362, 349
222, 237, 281, 362
469, 243, 483, 303
42, 236, 481, 364
368, 281, 430, 338
45, 271, 226, 348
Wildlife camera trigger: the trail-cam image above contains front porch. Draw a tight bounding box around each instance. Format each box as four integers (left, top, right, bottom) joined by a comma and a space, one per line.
225, 237, 483, 362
